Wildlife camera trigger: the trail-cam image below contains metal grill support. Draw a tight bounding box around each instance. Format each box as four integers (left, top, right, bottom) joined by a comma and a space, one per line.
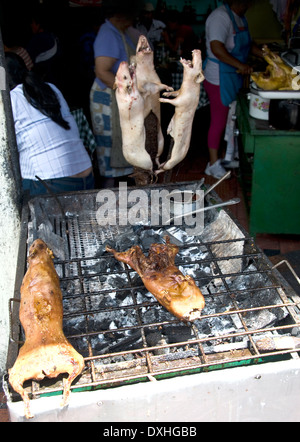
5, 185, 300, 403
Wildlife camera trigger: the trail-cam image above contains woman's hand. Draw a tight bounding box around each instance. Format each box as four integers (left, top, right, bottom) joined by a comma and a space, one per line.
236, 62, 253, 75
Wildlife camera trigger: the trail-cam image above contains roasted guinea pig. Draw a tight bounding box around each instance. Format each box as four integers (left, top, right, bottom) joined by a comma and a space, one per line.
9, 239, 85, 420
251, 45, 294, 90
106, 236, 205, 321
158, 49, 204, 173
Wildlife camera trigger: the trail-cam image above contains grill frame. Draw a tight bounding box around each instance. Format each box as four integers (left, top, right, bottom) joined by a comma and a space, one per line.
5, 183, 300, 405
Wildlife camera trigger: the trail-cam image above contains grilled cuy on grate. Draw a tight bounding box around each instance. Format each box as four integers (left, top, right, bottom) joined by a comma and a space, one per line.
106, 236, 205, 321
9, 239, 85, 419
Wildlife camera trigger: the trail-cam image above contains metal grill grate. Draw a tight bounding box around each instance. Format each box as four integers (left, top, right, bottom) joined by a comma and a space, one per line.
6, 184, 300, 402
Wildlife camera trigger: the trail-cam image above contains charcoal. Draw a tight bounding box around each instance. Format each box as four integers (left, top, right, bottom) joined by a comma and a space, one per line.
145, 331, 169, 355
93, 243, 111, 258
197, 316, 236, 339
62, 296, 84, 315
82, 257, 123, 274
177, 245, 208, 262
115, 231, 139, 251
141, 303, 174, 325
229, 264, 289, 329
178, 264, 211, 285
63, 316, 87, 336
138, 229, 164, 250
162, 325, 193, 344
106, 274, 130, 290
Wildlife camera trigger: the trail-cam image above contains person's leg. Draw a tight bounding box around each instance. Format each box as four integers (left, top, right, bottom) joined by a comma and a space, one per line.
22, 179, 48, 196
204, 80, 230, 178
205, 80, 229, 162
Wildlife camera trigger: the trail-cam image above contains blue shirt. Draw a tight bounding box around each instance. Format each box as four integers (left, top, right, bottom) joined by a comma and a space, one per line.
93, 19, 136, 89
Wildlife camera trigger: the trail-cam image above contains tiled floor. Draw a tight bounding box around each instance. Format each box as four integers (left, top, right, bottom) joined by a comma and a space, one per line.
0, 392, 9, 423
1, 135, 300, 422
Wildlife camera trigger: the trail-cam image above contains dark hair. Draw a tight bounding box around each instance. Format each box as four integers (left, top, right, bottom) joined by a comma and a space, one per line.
5, 52, 70, 130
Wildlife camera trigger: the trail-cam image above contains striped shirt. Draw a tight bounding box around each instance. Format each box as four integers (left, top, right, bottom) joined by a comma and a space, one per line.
10, 83, 92, 180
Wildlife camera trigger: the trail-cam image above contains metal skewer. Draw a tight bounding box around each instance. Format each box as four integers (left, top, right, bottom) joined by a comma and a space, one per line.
204, 171, 231, 197
165, 197, 240, 224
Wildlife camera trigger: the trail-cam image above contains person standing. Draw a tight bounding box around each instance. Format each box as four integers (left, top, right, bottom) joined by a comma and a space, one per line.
6, 53, 94, 196
203, 0, 262, 179
90, 0, 142, 187
136, 3, 166, 50
26, 7, 63, 88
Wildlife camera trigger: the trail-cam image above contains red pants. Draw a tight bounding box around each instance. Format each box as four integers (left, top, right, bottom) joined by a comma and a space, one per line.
204, 80, 229, 150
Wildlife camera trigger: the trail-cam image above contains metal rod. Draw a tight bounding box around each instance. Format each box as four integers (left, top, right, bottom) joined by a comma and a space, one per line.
165, 198, 240, 224
83, 322, 300, 364
17, 346, 300, 400
272, 260, 300, 286
204, 171, 231, 197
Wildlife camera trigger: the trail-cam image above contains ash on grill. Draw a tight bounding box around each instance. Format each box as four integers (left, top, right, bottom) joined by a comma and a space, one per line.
5, 184, 300, 403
